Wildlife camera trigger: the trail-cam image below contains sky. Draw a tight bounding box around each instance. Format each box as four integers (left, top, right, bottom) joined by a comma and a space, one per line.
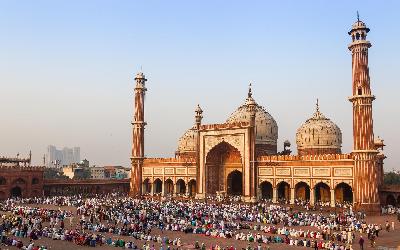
0, 1, 399, 170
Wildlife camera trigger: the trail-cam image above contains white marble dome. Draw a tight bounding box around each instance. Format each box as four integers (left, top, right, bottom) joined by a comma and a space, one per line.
296, 104, 342, 153
226, 98, 278, 146
177, 126, 197, 153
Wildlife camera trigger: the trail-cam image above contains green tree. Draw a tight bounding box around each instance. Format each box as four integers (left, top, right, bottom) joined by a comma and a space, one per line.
44, 168, 68, 179
383, 171, 400, 185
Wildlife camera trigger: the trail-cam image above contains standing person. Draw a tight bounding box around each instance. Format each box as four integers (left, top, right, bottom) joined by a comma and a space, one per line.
359, 236, 364, 250
370, 234, 375, 248
391, 221, 395, 231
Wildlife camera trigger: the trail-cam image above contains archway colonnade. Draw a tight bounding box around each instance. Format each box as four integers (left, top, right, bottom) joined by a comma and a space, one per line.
142, 178, 197, 197
259, 180, 353, 206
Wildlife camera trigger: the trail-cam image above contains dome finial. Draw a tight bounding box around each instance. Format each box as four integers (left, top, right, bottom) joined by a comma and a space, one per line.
357, 11, 360, 22
248, 82, 252, 98
312, 99, 326, 120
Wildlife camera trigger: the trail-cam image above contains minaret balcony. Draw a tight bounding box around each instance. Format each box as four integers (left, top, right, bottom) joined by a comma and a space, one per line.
348, 95, 375, 102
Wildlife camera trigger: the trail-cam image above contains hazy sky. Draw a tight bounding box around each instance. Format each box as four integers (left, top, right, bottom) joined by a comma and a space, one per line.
1, 1, 399, 170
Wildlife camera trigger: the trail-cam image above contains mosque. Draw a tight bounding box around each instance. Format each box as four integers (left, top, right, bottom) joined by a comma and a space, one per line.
130, 18, 387, 212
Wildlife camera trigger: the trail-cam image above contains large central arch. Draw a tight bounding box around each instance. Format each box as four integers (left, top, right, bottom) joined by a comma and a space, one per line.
205, 141, 242, 195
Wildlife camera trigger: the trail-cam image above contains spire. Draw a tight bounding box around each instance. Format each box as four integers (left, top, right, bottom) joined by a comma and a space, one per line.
248, 83, 252, 98
311, 99, 327, 120
195, 104, 203, 125
357, 11, 360, 22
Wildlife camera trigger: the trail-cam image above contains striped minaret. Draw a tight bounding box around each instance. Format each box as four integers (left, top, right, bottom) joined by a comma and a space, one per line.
348, 16, 380, 212
130, 72, 147, 196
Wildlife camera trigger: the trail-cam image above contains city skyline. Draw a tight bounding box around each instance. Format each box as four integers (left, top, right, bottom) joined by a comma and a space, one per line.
1, 1, 399, 170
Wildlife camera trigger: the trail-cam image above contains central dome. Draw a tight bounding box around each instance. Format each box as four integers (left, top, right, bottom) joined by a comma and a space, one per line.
226, 91, 278, 153
296, 101, 342, 155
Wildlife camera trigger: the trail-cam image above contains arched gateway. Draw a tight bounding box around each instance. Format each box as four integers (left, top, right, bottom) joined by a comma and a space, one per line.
205, 141, 243, 195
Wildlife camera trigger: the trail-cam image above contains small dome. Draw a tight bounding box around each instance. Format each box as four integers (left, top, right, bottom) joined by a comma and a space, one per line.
296, 102, 342, 155
374, 137, 385, 149
177, 126, 197, 153
135, 72, 146, 79
226, 97, 278, 146
352, 20, 367, 29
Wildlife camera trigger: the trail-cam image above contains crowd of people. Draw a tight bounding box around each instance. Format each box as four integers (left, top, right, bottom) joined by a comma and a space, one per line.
0, 194, 397, 250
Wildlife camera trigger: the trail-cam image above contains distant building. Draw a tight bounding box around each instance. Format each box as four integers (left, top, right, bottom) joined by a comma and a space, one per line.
62, 165, 84, 179
90, 167, 105, 179
78, 159, 89, 168
103, 166, 130, 179
46, 145, 80, 168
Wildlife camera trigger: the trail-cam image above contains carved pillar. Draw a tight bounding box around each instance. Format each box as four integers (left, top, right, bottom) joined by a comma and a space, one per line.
310, 188, 315, 206
290, 188, 295, 204
330, 189, 335, 207
150, 182, 154, 196
173, 184, 177, 197
272, 187, 277, 203
185, 184, 189, 197
161, 180, 165, 196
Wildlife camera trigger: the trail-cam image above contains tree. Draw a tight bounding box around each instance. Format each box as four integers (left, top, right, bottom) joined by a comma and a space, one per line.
73, 167, 91, 180
44, 168, 68, 179
383, 171, 400, 185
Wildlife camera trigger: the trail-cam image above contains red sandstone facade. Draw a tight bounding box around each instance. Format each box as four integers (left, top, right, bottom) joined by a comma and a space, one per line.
131, 17, 394, 212
43, 179, 130, 196
0, 156, 130, 199
126, 17, 389, 211
0, 157, 44, 199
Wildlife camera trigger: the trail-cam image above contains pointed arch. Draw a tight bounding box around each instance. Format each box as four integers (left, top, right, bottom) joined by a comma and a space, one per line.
176, 179, 186, 195
295, 182, 310, 201
153, 178, 162, 194
260, 181, 273, 200
205, 141, 242, 195
314, 182, 331, 203
277, 181, 290, 201
334, 182, 353, 203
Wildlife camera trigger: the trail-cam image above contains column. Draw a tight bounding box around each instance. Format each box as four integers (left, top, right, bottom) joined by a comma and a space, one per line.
185, 184, 189, 197
161, 180, 165, 196
150, 182, 154, 196
256, 187, 261, 201
272, 187, 277, 203
330, 190, 335, 207
310, 188, 315, 206
173, 184, 177, 197
290, 188, 295, 204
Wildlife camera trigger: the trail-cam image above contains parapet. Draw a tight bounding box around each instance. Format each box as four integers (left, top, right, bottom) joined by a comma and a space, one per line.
258, 153, 352, 162
0, 165, 44, 171
144, 157, 196, 164
199, 122, 250, 131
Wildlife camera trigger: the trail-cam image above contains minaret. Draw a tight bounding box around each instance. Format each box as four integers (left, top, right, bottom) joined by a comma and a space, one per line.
245, 83, 257, 201
348, 15, 380, 211
130, 72, 147, 196
194, 104, 203, 198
